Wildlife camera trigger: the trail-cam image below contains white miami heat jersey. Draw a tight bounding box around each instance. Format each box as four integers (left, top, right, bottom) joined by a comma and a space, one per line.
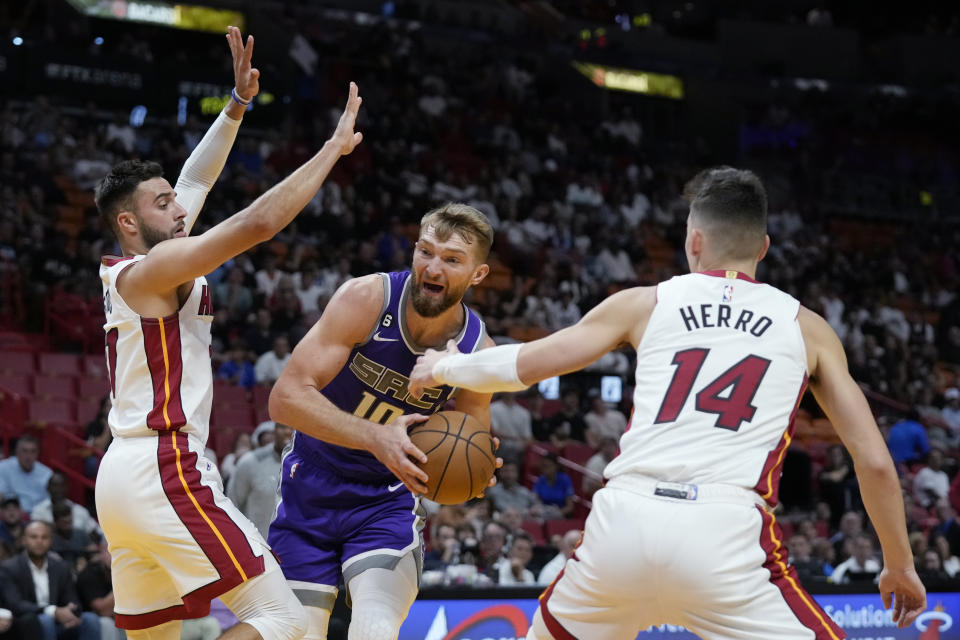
99, 255, 215, 443
604, 270, 807, 506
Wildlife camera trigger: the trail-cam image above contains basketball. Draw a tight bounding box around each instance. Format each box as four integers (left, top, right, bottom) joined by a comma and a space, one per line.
408, 411, 497, 505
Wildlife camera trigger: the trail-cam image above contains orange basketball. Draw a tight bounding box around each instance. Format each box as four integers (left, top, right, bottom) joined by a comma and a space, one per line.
407, 410, 496, 505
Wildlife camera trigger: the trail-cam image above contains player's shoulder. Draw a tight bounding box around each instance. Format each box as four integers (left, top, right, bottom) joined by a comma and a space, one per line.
329, 274, 385, 310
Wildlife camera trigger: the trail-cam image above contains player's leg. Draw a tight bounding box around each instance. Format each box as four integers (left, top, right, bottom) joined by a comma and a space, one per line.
669, 502, 844, 640
125, 621, 183, 640
217, 552, 308, 640
344, 552, 419, 640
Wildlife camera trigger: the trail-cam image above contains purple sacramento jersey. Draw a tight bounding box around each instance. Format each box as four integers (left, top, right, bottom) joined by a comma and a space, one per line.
268, 271, 486, 603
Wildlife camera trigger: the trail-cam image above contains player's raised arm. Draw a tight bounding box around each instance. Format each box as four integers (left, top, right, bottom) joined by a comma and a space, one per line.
799, 307, 926, 628
269, 275, 430, 494
409, 286, 656, 398
176, 26, 260, 235
120, 82, 363, 298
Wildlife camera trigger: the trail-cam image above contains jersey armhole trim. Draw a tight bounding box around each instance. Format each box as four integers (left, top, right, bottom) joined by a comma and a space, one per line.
357, 273, 391, 348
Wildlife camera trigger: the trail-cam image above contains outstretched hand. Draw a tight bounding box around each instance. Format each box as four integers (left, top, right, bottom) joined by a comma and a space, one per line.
226, 25, 259, 101
878, 567, 926, 629
331, 82, 364, 156
409, 339, 462, 399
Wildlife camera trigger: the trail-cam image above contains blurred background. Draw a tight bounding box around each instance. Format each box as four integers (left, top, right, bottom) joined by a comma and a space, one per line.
1, 1, 959, 638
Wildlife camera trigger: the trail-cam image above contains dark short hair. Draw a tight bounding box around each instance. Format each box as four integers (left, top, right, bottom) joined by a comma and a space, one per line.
95, 160, 164, 235
15, 434, 39, 452
684, 167, 768, 261
52, 503, 72, 519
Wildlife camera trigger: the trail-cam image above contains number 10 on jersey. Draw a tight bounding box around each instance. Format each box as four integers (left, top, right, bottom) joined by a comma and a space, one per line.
654, 348, 771, 431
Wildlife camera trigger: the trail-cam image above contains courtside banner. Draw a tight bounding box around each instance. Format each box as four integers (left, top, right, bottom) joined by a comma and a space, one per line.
400, 593, 960, 639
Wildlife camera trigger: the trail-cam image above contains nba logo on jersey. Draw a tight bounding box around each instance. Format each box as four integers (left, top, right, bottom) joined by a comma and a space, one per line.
722, 284, 734, 303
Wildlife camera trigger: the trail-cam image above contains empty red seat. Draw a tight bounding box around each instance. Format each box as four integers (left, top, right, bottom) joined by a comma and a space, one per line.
28, 398, 76, 427
521, 519, 545, 545
0, 351, 36, 375
78, 376, 109, 399
83, 354, 107, 378
34, 375, 78, 399
76, 398, 102, 425
211, 406, 255, 431
0, 373, 32, 396
562, 442, 596, 466
0, 332, 31, 351
252, 385, 271, 408
544, 518, 585, 540
38, 353, 82, 376
212, 385, 250, 408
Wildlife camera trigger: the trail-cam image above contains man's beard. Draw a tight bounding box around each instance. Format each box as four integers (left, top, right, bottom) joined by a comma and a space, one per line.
409, 274, 467, 318
139, 217, 174, 249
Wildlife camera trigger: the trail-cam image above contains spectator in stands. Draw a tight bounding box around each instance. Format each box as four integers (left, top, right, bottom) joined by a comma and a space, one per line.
477, 522, 507, 578
583, 395, 627, 449
583, 436, 616, 498
886, 409, 931, 467
218, 432, 252, 485
254, 253, 287, 301
254, 335, 291, 385
82, 398, 110, 480
788, 534, 825, 584
497, 507, 525, 543
31, 473, 100, 540
942, 387, 960, 441
931, 532, 960, 577
831, 534, 881, 584
485, 461, 540, 517
228, 423, 293, 538
0, 436, 52, 513
538, 529, 580, 586
0, 499, 24, 555
0, 563, 44, 640
533, 454, 574, 519
830, 511, 864, 561
497, 531, 536, 586
934, 501, 960, 557
913, 449, 950, 507
243, 309, 277, 358
423, 524, 459, 572
526, 392, 553, 443
214, 266, 253, 322
251, 420, 276, 448
76, 542, 122, 640
548, 390, 587, 444
489, 392, 532, 465
292, 262, 326, 314
812, 537, 836, 579
49, 504, 95, 568
216, 344, 256, 389
817, 445, 855, 529
1, 521, 100, 639
917, 549, 950, 584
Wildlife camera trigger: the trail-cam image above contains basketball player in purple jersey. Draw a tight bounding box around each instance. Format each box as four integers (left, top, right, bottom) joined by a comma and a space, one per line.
267, 204, 498, 640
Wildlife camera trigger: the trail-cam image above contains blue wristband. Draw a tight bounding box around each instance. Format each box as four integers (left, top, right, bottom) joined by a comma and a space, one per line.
231, 88, 251, 106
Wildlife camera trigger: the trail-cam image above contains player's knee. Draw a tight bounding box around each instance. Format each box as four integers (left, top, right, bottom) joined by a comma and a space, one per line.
245, 595, 308, 640
347, 605, 403, 640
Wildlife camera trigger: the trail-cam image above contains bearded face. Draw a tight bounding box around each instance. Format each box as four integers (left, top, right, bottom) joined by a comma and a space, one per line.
409, 267, 471, 317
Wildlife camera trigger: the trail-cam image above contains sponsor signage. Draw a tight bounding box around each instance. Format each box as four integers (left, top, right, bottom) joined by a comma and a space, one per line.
572, 61, 684, 99
64, 0, 244, 33
401, 593, 960, 639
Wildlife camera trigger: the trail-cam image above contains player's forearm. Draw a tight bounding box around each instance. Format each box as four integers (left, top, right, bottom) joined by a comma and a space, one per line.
177, 111, 243, 235
432, 344, 528, 393
856, 457, 913, 570
242, 140, 343, 240
269, 381, 378, 451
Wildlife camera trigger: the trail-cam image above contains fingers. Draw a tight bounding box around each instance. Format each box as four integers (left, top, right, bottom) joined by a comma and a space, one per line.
492, 436, 501, 451
403, 438, 428, 465
447, 338, 460, 353
397, 458, 428, 494
899, 603, 924, 629
494, 455, 504, 469
244, 34, 255, 65
880, 589, 892, 610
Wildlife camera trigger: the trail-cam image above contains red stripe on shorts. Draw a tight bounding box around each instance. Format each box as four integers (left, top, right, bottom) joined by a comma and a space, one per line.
757, 507, 846, 640
141, 315, 187, 431
753, 373, 808, 506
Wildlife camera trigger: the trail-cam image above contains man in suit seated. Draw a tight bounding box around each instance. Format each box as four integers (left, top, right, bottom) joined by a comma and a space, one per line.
1, 521, 100, 639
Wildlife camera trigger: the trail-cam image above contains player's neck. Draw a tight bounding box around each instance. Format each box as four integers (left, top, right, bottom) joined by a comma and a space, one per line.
695, 259, 757, 279
404, 298, 465, 350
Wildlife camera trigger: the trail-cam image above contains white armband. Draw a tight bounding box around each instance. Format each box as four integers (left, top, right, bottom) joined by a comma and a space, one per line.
176, 111, 243, 235
432, 343, 528, 393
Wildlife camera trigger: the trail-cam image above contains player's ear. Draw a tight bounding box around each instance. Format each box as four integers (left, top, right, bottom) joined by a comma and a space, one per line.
116, 210, 138, 236
756, 234, 771, 263
470, 262, 490, 286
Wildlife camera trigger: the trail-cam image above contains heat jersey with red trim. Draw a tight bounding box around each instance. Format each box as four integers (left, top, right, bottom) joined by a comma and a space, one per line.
99, 254, 215, 442
604, 270, 807, 505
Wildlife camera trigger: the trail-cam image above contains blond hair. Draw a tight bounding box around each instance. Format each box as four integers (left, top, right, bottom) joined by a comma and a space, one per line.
419, 202, 494, 261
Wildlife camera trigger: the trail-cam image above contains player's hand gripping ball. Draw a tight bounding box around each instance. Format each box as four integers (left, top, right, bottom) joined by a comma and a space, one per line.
407, 411, 496, 504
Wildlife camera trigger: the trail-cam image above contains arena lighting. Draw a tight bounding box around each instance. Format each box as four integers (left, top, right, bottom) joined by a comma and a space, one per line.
572, 61, 684, 99
63, 0, 244, 33
12, 37, 23, 46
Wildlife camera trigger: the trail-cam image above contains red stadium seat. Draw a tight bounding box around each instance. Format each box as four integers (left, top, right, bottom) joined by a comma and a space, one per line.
34, 375, 78, 400
211, 406, 255, 431
0, 351, 36, 375
252, 385, 271, 409
28, 398, 76, 427
0, 373, 32, 396
562, 442, 596, 466
521, 519, 546, 545
83, 354, 107, 378
78, 376, 109, 400
544, 518, 585, 540
38, 353, 82, 376
76, 397, 102, 425
212, 384, 250, 408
